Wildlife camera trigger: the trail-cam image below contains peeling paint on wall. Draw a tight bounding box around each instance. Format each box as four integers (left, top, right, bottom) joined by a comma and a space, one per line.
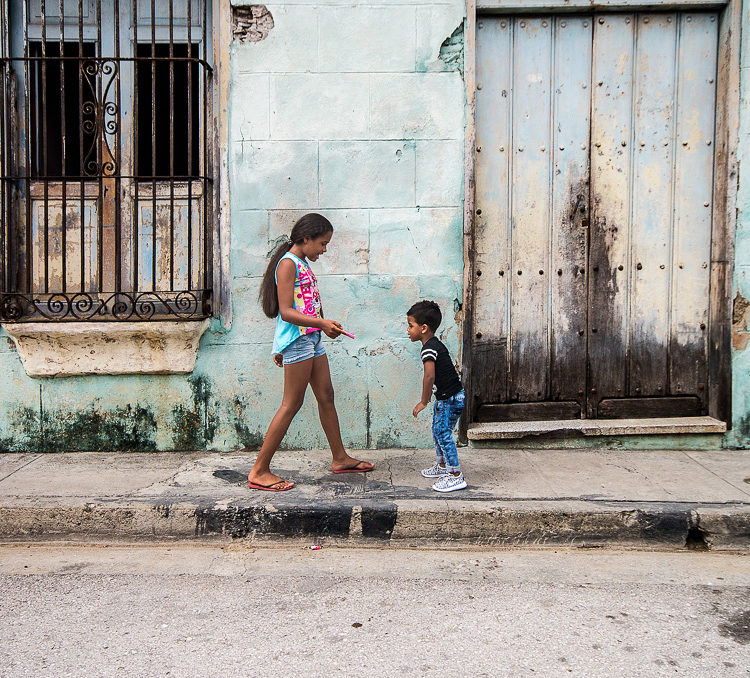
232, 5, 274, 43
732, 292, 750, 350
439, 23, 464, 76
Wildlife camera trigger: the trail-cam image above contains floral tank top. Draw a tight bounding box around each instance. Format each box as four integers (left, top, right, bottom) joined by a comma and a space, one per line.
272, 252, 323, 354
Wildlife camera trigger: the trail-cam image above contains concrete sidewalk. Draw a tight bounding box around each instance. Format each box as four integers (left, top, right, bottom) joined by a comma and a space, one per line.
0, 448, 748, 548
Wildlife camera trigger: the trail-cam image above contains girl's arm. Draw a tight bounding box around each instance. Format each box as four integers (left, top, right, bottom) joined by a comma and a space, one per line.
276, 259, 342, 336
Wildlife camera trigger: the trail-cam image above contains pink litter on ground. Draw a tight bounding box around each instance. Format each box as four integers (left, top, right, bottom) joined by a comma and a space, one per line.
310, 545, 322, 550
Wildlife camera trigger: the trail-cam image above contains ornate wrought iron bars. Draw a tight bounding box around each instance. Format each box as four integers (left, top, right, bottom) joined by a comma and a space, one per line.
0, 0, 213, 322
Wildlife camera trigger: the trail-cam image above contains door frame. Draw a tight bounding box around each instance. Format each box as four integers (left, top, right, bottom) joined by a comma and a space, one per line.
460, 0, 740, 437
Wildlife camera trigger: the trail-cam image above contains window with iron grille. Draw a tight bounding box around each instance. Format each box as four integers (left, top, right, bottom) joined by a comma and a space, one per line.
0, 0, 213, 322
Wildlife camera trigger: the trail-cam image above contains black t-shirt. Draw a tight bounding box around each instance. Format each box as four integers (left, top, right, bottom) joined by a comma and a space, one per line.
421, 337, 463, 400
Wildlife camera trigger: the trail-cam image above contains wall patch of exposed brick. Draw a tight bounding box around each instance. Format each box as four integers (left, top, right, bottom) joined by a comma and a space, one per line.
233, 5, 274, 43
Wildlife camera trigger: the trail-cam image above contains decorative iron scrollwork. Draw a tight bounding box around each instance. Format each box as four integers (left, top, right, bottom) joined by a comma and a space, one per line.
2, 2, 214, 326
0, 291, 209, 322
81, 59, 119, 177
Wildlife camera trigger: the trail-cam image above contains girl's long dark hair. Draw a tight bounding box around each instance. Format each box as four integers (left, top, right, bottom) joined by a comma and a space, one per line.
259, 213, 334, 318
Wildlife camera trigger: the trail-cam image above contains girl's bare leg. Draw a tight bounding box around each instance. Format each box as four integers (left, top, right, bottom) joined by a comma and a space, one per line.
249, 358, 313, 487
309, 354, 374, 472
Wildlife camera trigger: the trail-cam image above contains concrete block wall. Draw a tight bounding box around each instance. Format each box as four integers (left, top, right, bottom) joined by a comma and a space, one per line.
217, 0, 467, 450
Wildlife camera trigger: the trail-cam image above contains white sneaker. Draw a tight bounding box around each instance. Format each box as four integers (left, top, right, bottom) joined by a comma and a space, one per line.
432, 472, 467, 493
421, 463, 451, 478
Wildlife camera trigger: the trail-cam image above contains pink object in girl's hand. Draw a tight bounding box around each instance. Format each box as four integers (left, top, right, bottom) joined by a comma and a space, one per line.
340, 329, 356, 339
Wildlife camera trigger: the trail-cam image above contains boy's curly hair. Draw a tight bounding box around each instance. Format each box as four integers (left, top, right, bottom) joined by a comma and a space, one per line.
407, 300, 442, 332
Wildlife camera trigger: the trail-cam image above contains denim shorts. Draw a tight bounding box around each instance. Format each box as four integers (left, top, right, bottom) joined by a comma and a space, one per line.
280, 330, 326, 365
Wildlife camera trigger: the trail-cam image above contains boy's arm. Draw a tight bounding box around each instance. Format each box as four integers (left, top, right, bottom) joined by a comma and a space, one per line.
413, 360, 435, 417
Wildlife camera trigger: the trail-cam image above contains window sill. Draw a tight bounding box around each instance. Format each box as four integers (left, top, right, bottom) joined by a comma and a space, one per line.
2, 320, 210, 378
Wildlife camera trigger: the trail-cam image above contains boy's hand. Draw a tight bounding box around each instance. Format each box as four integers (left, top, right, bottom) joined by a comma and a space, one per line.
273, 353, 283, 368
322, 319, 343, 339
413, 402, 427, 418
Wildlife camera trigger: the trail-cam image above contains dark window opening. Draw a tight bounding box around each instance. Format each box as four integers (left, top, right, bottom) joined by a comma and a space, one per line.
29, 42, 97, 177
136, 43, 200, 178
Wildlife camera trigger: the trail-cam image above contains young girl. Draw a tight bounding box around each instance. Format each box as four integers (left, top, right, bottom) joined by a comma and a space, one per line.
249, 213, 374, 491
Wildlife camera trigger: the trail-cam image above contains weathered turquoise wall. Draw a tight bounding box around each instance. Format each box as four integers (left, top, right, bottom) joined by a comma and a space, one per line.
221, 0, 466, 450
0, 0, 467, 452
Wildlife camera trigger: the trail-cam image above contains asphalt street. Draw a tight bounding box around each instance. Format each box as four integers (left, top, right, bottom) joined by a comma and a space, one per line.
0, 543, 748, 677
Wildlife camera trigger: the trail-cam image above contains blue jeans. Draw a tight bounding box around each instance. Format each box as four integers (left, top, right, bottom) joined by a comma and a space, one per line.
432, 390, 465, 473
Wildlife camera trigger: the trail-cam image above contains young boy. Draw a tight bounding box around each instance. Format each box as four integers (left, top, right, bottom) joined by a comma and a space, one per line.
407, 300, 467, 492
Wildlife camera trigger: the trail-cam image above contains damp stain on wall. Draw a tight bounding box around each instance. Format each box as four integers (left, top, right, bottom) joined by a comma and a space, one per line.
40, 404, 158, 452
170, 404, 204, 451
170, 375, 219, 450
231, 395, 265, 450
0, 406, 40, 453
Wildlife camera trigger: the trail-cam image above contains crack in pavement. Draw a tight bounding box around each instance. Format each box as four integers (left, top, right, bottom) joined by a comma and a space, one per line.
683, 451, 750, 500
386, 459, 395, 492
0, 454, 44, 483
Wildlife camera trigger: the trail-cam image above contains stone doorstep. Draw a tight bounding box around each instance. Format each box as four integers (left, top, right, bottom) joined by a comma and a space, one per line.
467, 416, 727, 440
2, 319, 210, 377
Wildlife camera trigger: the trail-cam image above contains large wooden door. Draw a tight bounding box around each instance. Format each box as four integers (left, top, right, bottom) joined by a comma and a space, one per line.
473, 12, 719, 422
